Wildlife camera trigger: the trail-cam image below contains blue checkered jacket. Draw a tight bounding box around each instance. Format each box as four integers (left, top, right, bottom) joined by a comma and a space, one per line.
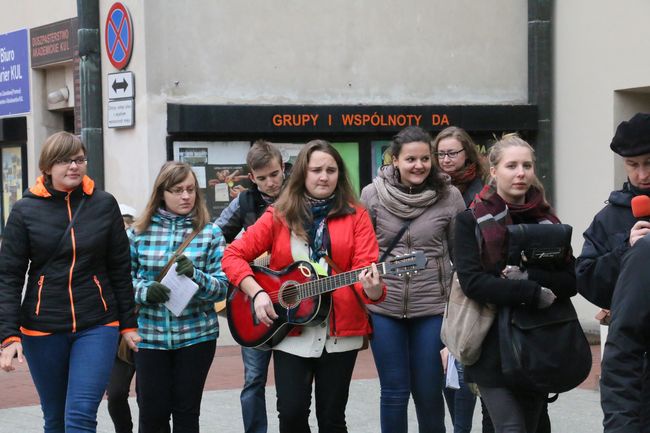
128, 212, 228, 350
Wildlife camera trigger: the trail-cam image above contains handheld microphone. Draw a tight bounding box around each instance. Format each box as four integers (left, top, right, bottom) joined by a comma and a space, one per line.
631, 195, 650, 219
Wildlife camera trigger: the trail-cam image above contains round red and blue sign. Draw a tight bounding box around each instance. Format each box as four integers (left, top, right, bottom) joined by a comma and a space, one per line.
105, 2, 133, 70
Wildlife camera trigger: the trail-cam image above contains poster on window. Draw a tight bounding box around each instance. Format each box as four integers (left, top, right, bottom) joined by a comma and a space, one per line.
205, 164, 252, 218
2, 147, 23, 225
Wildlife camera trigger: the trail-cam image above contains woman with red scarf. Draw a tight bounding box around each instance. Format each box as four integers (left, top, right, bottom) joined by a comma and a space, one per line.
452, 134, 576, 433
433, 126, 487, 206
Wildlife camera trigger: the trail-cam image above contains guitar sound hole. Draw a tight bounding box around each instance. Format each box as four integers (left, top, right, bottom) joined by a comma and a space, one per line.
279, 282, 300, 309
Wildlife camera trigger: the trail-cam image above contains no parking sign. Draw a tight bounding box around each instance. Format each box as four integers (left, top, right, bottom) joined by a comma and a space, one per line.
105, 2, 133, 70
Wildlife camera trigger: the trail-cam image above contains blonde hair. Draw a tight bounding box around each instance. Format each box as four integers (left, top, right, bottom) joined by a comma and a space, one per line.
39, 132, 87, 176
134, 161, 210, 233
488, 133, 546, 193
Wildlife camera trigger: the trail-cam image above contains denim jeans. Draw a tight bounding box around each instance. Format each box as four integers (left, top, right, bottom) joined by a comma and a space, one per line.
443, 359, 477, 433
240, 346, 272, 433
370, 313, 446, 433
22, 325, 119, 433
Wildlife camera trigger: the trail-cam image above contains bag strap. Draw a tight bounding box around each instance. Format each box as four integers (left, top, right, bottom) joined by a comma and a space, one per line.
156, 225, 204, 282
379, 220, 411, 263
38, 196, 87, 276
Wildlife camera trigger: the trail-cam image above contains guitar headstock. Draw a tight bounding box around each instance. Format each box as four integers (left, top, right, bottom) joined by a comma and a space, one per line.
383, 251, 427, 276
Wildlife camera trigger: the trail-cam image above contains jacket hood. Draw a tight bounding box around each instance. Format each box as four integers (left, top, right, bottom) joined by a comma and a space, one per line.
28, 175, 95, 198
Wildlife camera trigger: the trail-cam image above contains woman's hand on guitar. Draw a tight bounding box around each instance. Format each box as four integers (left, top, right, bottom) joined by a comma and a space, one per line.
360, 263, 383, 301
253, 290, 278, 326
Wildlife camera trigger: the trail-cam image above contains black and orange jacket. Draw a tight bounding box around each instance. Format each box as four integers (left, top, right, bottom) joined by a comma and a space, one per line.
0, 176, 137, 345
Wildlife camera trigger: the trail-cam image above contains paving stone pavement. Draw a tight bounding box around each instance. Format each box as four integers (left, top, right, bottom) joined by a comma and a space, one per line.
0, 378, 604, 433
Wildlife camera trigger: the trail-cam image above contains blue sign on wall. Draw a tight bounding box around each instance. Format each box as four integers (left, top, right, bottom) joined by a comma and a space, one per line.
0, 29, 30, 117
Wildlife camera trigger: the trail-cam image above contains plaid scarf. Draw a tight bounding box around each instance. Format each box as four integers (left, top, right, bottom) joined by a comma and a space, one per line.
470, 184, 560, 269
449, 163, 478, 194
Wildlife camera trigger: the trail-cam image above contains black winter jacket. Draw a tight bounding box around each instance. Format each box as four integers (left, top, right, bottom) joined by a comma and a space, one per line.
216, 186, 274, 243
454, 209, 577, 387
0, 176, 137, 344
576, 183, 639, 309
602, 234, 650, 432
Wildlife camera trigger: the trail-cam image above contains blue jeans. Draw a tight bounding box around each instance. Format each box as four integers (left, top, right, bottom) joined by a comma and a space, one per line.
240, 347, 272, 433
22, 325, 119, 433
370, 313, 446, 433
443, 359, 477, 433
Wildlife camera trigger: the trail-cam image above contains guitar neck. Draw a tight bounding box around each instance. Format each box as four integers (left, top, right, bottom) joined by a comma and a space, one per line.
297, 262, 390, 301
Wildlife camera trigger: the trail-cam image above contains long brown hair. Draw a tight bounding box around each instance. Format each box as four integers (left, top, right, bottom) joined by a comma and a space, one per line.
133, 161, 210, 233
273, 140, 358, 240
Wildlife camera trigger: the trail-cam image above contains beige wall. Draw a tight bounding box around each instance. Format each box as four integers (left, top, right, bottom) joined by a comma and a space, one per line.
125, 0, 528, 212
554, 0, 650, 327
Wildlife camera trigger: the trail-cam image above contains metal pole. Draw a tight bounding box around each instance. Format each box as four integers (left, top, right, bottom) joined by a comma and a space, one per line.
77, 0, 104, 190
528, 0, 554, 202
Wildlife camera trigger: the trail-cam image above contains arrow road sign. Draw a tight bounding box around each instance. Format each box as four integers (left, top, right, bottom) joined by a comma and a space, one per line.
107, 71, 134, 100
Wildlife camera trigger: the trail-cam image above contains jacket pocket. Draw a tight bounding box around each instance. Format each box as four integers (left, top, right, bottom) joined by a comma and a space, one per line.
93, 275, 108, 311
35, 275, 45, 315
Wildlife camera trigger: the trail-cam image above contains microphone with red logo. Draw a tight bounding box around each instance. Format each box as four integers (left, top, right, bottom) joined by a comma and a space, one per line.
631, 195, 650, 220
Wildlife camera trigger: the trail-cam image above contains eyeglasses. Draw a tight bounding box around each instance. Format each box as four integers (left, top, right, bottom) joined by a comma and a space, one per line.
55, 157, 88, 166
166, 186, 196, 196
435, 149, 465, 160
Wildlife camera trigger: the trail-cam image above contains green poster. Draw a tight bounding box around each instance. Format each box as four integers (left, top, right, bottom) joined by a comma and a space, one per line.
332, 142, 360, 196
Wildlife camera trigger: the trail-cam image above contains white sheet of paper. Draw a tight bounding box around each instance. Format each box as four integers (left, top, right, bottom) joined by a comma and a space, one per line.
445, 352, 460, 390
162, 262, 199, 317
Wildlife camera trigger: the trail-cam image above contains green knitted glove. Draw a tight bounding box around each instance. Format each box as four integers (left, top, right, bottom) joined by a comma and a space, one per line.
175, 254, 195, 278
147, 282, 171, 303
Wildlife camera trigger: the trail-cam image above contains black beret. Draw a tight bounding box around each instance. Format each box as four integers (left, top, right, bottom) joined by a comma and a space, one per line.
610, 113, 650, 156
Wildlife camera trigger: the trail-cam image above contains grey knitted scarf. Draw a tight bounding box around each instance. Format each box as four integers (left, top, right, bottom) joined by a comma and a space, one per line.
373, 165, 443, 219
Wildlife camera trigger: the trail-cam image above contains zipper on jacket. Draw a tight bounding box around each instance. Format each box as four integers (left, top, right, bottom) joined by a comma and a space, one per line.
65, 194, 78, 332
35, 275, 45, 315
402, 227, 412, 318
93, 275, 108, 311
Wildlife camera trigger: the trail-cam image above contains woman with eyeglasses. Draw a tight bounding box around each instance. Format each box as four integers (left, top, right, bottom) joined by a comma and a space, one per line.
360, 126, 465, 433
128, 161, 229, 433
433, 126, 495, 433
433, 126, 487, 207
0, 131, 140, 432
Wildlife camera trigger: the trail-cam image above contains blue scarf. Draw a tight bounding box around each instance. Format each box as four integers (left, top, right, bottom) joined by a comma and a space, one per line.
305, 194, 335, 262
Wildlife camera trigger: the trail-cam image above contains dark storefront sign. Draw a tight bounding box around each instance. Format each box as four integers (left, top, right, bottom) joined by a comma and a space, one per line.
30, 18, 78, 68
168, 104, 538, 136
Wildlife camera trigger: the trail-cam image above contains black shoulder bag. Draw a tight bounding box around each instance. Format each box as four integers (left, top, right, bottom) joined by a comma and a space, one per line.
499, 223, 592, 394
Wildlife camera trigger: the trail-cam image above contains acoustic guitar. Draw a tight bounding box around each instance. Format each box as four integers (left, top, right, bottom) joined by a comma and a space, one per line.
227, 251, 427, 349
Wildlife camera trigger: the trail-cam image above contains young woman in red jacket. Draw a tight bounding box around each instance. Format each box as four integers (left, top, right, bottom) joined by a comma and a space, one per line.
223, 140, 385, 433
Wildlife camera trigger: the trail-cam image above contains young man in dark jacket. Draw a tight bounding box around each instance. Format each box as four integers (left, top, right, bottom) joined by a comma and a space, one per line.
577, 113, 650, 431
216, 140, 284, 433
